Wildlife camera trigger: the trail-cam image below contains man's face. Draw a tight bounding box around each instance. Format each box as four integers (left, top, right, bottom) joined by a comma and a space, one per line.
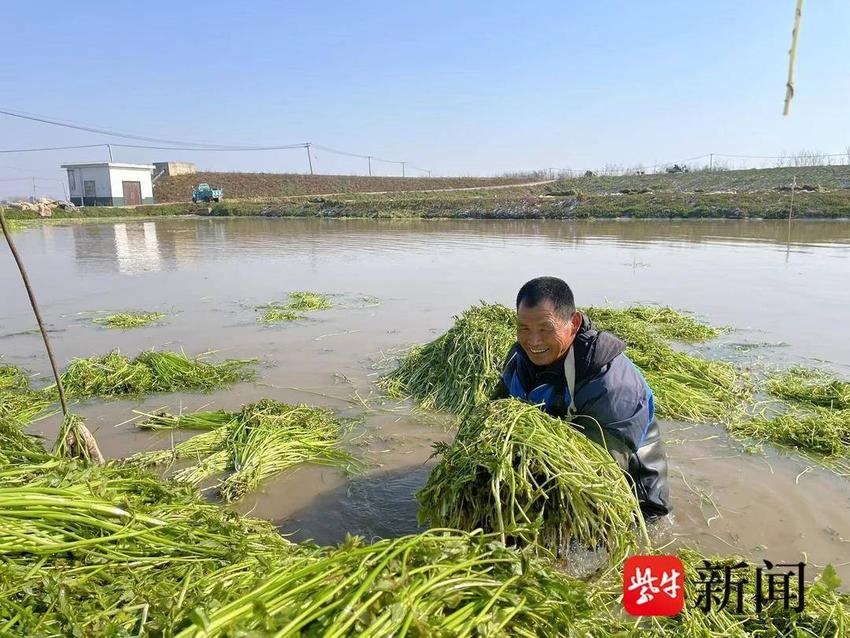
517, 299, 581, 366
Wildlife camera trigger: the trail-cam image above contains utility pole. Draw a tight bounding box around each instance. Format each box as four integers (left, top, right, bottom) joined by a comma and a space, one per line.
709, 153, 714, 171
305, 143, 314, 175
32, 177, 37, 202
427, 170, 432, 178
367, 156, 372, 176
401, 162, 406, 177
106, 144, 114, 162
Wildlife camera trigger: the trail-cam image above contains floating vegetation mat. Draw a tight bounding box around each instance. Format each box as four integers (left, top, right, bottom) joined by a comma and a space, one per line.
720, 368, 850, 475
730, 407, 850, 459
92, 311, 165, 329
2, 417, 848, 636
257, 290, 332, 323
380, 302, 749, 423
766, 366, 850, 410
379, 302, 516, 417
61, 350, 255, 398
0, 364, 29, 393
137, 408, 237, 431
258, 304, 301, 323
418, 399, 645, 565
728, 407, 850, 477
587, 305, 722, 343
129, 399, 358, 501
0, 362, 54, 425
585, 306, 750, 423
287, 291, 332, 311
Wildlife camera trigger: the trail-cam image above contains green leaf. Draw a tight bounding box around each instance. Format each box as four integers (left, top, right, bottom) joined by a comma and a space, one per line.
819, 564, 841, 592
188, 607, 210, 631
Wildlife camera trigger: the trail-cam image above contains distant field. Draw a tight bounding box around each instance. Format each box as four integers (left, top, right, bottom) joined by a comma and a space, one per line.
547, 165, 850, 195
153, 172, 541, 201
6, 165, 850, 223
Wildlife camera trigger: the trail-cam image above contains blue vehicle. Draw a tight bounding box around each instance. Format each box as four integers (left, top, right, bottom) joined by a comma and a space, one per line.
192, 183, 223, 203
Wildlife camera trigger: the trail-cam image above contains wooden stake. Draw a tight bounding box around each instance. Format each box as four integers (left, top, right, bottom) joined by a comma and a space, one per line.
0, 208, 103, 463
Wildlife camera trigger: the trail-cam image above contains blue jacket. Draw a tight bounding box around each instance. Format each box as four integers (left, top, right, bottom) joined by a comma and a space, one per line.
495, 313, 671, 517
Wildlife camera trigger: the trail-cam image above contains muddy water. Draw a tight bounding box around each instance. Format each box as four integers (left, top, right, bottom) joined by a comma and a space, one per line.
2, 218, 849, 578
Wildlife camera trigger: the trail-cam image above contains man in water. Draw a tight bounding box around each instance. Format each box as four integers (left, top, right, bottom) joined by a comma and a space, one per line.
494, 276, 671, 518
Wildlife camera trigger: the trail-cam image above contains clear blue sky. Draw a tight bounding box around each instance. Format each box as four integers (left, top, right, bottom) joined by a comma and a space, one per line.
1, 0, 848, 198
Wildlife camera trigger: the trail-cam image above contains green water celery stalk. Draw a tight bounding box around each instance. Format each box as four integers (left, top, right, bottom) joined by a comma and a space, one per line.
381, 302, 749, 423
584, 306, 750, 423
0, 363, 54, 425
173, 528, 591, 638
257, 290, 333, 323
128, 400, 358, 501
766, 366, 850, 410
417, 399, 646, 565
92, 311, 165, 329
61, 350, 255, 398
286, 291, 332, 312
3, 415, 849, 636
137, 409, 238, 431
379, 302, 517, 417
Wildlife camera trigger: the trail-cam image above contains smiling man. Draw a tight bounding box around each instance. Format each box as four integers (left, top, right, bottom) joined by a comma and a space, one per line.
495, 276, 671, 519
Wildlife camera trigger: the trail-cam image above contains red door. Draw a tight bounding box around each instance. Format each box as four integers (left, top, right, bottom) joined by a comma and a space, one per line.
122, 181, 142, 206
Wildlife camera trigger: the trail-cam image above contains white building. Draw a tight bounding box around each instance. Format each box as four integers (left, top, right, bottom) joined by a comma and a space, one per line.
62, 162, 155, 207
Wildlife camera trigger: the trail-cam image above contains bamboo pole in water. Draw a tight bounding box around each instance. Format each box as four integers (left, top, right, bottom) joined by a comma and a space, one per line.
0, 209, 103, 463
783, 0, 805, 116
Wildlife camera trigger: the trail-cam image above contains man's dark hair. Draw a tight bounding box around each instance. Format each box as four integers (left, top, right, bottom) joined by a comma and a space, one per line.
516, 277, 576, 320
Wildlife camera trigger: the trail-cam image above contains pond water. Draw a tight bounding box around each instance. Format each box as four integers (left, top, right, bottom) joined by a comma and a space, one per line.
2, 217, 849, 580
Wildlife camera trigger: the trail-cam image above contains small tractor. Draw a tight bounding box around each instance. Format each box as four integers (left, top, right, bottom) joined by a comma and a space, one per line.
191, 183, 223, 203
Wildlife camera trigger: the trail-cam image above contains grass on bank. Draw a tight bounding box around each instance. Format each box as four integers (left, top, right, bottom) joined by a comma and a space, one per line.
7, 175, 850, 224
61, 350, 255, 398
129, 399, 358, 501
417, 399, 646, 565
257, 291, 333, 323
92, 311, 166, 329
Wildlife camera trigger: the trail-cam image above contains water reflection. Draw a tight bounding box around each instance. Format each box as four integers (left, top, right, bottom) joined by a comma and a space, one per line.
112, 222, 160, 275
72, 220, 203, 274
68, 218, 850, 275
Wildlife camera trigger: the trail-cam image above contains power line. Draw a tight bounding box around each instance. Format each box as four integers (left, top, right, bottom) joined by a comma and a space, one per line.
312, 144, 403, 165
109, 142, 308, 152
0, 107, 305, 150
715, 152, 848, 160
0, 143, 109, 154
0, 176, 64, 182
0, 107, 429, 172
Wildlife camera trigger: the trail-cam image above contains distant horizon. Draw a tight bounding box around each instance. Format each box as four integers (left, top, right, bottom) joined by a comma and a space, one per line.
2, 1, 848, 199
